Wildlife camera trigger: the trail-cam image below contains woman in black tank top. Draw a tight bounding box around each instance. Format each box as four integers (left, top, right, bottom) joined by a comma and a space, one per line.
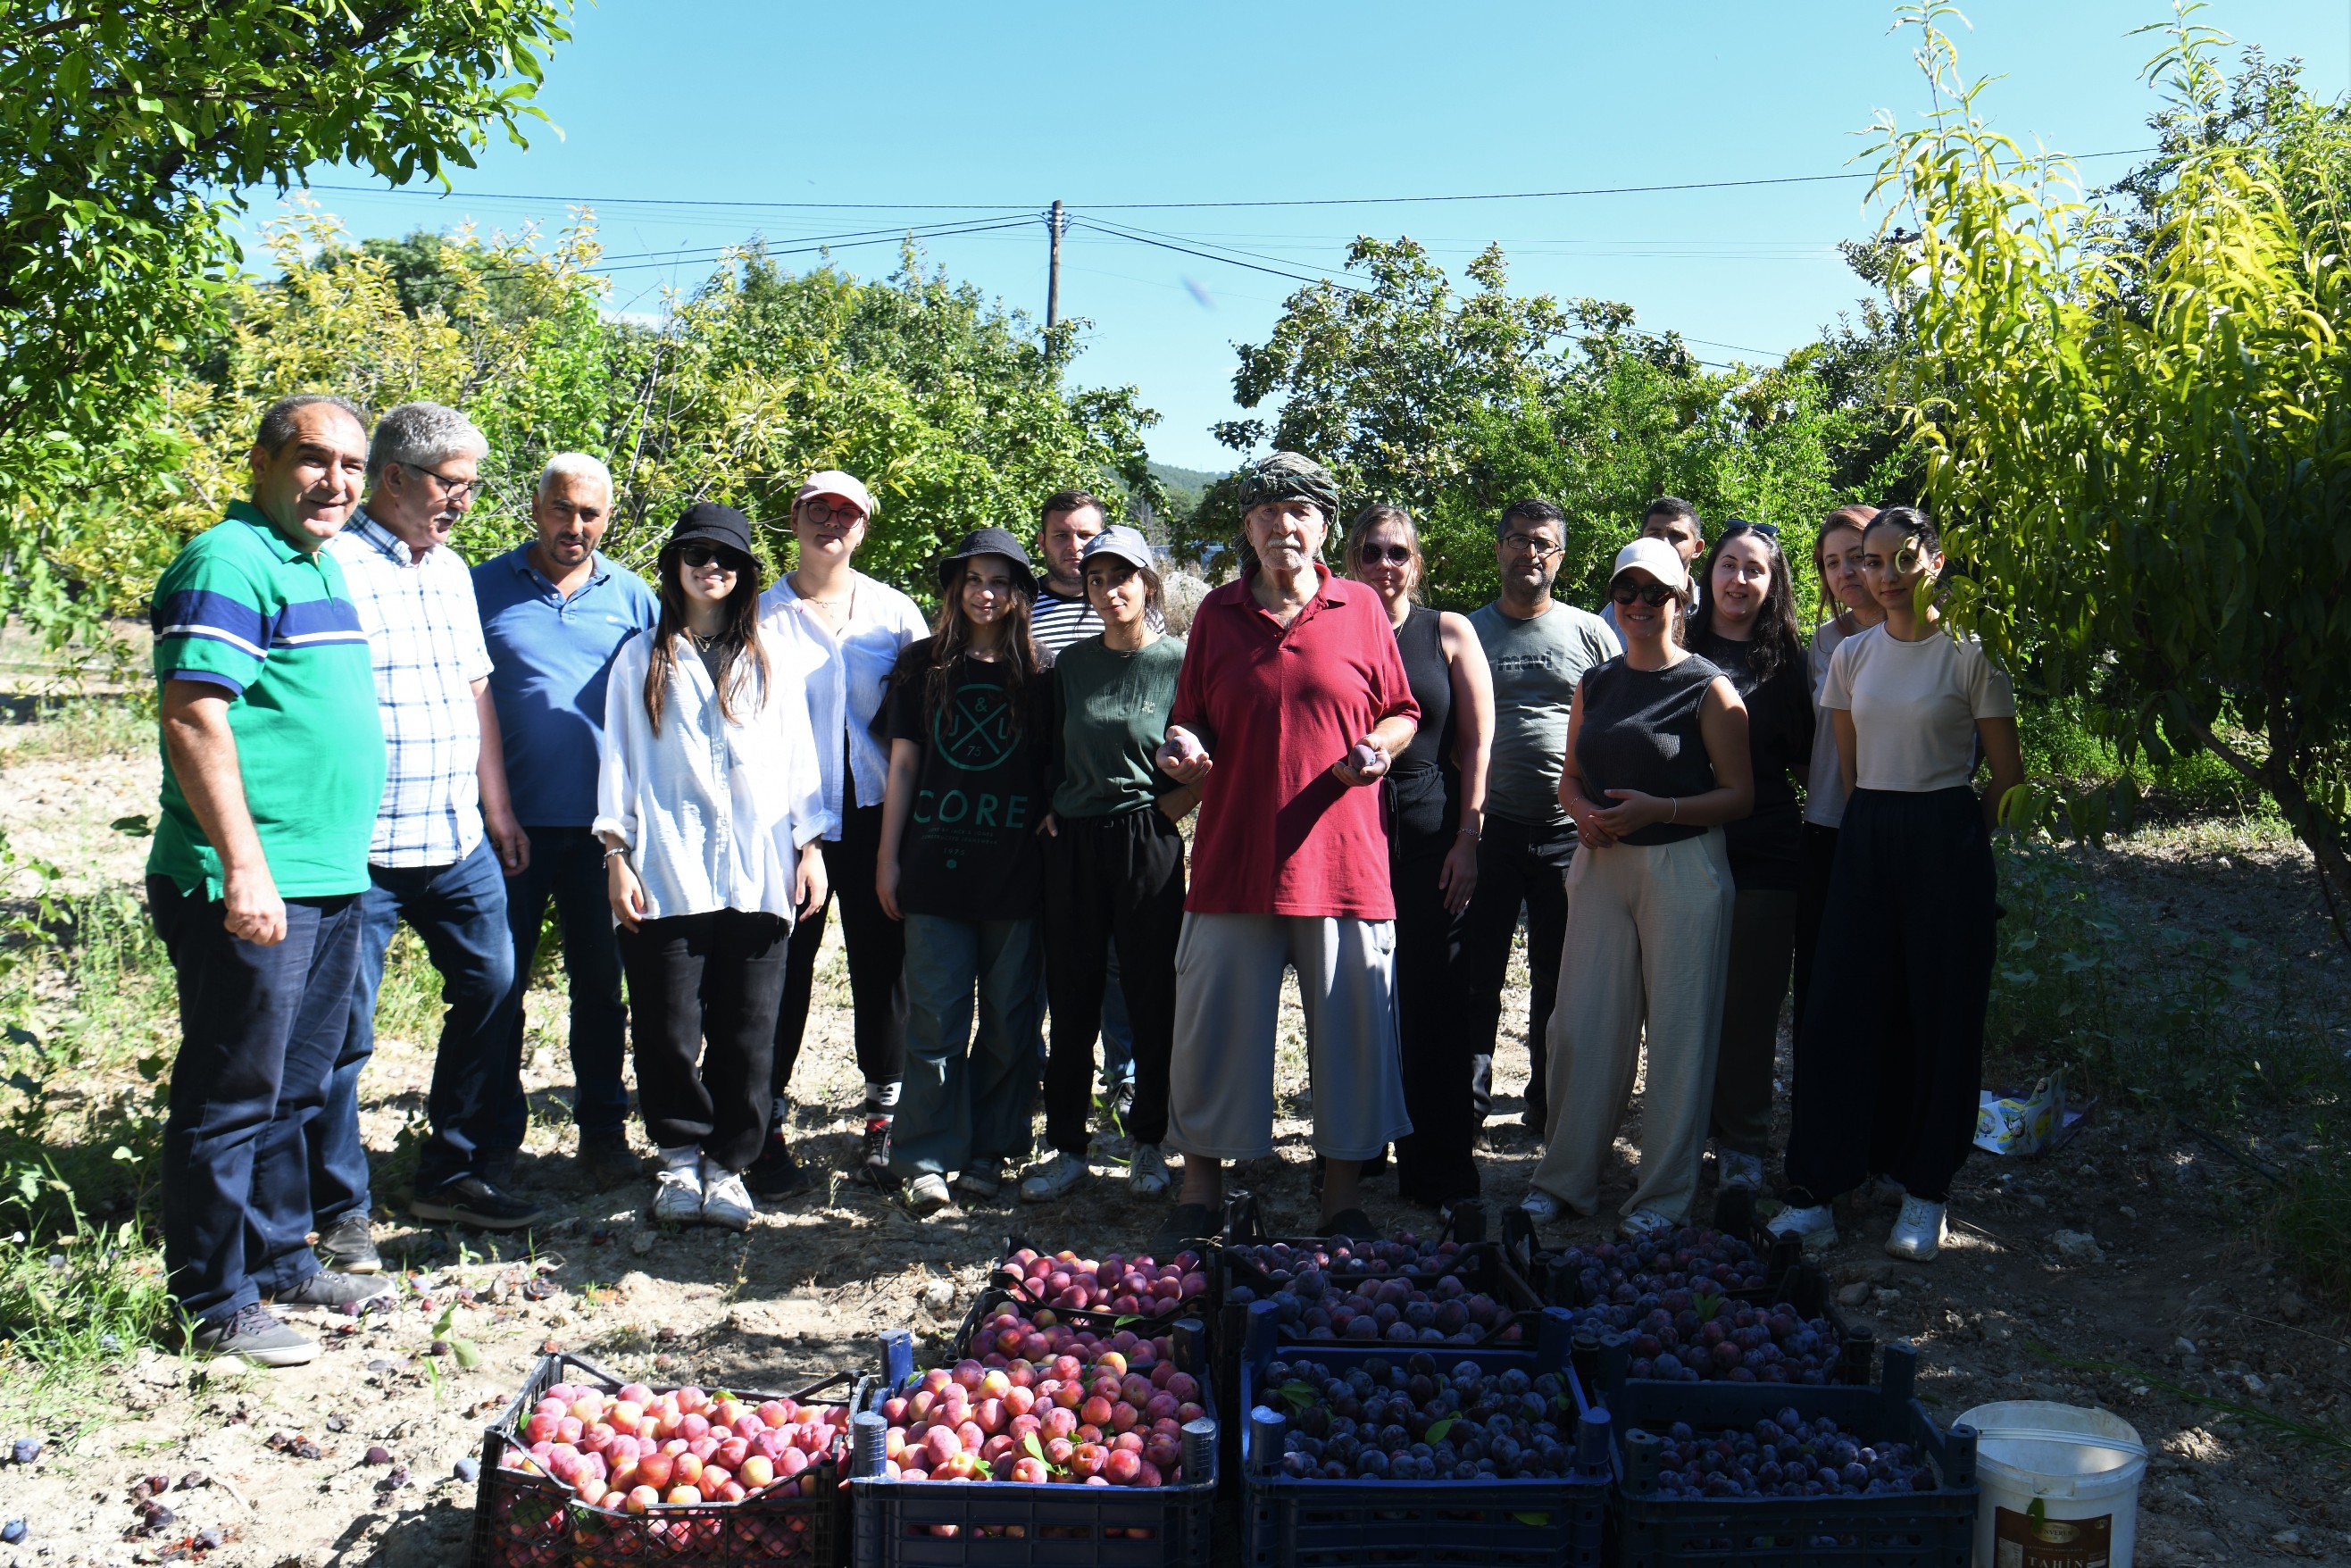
1348, 505, 1493, 1209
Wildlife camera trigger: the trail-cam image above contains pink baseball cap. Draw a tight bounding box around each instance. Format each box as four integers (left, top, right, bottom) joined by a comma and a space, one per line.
794, 470, 876, 517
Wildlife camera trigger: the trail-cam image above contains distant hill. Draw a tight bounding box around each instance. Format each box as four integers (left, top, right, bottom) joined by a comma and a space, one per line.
1147, 461, 1223, 520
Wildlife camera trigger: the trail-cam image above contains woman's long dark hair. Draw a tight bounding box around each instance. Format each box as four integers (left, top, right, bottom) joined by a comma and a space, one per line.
644, 540, 769, 736
1697, 521, 1805, 681
899, 555, 1044, 739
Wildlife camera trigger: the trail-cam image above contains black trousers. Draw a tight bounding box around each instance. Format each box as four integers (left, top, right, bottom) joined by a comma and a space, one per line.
1458, 814, 1574, 1129
1784, 788, 1997, 1205
774, 795, 908, 1100
1040, 809, 1183, 1155
1391, 823, 1480, 1204
621, 909, 791, 1172
1790, 822, 1839, 1046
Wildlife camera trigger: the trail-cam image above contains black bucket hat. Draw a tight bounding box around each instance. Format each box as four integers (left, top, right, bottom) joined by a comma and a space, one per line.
669, 502, 755, 558
937, 527, 1038, 596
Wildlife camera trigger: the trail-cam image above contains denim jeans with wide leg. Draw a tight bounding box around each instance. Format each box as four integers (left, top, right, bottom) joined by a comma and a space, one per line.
888, 914, 1044, 1181
151, 879, 362, 1327
487, 825, 630, 1150
311, 837, 515, 1219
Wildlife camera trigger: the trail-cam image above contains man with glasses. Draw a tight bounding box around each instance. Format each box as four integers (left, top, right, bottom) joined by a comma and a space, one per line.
1461, 499, 1621, 1138
318, 402, 543, 1263
1601, 496, 1705, 639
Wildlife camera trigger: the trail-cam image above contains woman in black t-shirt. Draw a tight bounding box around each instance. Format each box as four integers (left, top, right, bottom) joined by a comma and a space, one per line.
876, 528, 1055, 1218
1688, 522, 1814, 1197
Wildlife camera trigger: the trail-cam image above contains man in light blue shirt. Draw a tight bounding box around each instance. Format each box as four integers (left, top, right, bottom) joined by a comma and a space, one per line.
473, 453, 658, 1187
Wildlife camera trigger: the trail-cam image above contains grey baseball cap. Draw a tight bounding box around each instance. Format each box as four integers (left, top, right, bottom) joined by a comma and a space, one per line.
1080, 524, 1155, 571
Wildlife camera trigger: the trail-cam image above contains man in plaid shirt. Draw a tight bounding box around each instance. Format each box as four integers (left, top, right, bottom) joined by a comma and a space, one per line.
317, 403, 544, 1256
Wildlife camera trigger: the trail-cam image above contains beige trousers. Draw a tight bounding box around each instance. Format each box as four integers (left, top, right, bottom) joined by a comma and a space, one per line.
1530, 828, 1735, 1222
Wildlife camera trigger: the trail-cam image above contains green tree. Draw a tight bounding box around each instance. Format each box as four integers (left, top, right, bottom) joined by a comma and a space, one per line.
1874, 2, 2351, 940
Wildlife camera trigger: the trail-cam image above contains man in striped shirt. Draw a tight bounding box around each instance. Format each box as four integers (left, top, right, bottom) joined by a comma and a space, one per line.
318, 403, 544, 1257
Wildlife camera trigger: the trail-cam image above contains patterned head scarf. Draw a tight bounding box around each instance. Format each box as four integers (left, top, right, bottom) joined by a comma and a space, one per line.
1233, 451, 1341, 521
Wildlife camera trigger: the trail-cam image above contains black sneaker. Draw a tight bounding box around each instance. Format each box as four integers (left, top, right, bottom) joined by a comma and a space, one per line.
859, 1116, 894, 1174
316, 1212, 379, 1274
575, 1133, 640, 1189
271, 1269, 394, 1309
746, 1133, 813, 1200
189, 1303, 315, 1368
411, 1176, 546, 1231
479, 1148, 521, 1191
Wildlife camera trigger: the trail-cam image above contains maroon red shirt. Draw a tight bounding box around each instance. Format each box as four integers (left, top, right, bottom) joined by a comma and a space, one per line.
1171, 563, 1419, 919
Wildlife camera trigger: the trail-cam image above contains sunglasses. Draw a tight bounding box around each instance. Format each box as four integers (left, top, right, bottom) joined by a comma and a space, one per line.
1610, 579, 1680, 607
679, 543, 744, 570
1358, 542, 1413, 566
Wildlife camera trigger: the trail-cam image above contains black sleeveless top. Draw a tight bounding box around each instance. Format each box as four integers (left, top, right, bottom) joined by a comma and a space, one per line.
1574, 653, 1725, 847
1388, 606, 1460, 849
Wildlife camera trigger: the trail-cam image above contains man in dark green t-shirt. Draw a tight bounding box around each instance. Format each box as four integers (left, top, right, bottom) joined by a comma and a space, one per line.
147, 394, 393, 1368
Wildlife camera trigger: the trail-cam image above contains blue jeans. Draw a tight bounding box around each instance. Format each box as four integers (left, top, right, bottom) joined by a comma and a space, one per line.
151, 879, 360, 1325
487, 825, 629, 1148
890, 914, 1044, 1180
311, 838, 515, 1217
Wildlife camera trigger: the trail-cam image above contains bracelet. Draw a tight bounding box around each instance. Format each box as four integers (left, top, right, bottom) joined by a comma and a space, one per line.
604, 846, 629, 860
1456, 828, 1480, 842
1669, 798, 1680, 824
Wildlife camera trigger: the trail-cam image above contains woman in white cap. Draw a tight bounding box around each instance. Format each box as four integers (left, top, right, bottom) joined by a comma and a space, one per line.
877, 528, 1055, 1217
754, 471, 928, 1198
596, 505, 829, 1230
1020, 524, 1194, 1205
1521, 535, 1753, 1238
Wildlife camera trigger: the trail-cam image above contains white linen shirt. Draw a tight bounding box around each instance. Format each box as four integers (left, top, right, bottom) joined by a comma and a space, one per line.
758, 571, 928, 830
594, 627, 833, 922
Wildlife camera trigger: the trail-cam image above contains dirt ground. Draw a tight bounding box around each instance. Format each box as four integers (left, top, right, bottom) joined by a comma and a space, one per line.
4, 702, 2350, 1567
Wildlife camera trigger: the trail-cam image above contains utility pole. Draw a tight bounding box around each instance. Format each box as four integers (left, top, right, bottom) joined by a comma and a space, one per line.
1045, 200, 1064, 333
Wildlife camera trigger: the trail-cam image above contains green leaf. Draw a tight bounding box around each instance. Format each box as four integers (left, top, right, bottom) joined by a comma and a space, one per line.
454, 1338, 481, 1370
1279, 1380, 1317, 1413
109, 814, 152, 837
1424, 1415, 1457, 1445
1512, 1512, 1551, 1527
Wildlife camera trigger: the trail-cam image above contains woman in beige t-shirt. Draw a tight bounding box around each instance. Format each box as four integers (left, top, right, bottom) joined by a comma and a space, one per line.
1768, 506, 2023, 1264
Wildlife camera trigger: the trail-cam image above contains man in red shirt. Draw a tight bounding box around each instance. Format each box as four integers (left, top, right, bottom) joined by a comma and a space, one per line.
1154, 452, 1419, 1248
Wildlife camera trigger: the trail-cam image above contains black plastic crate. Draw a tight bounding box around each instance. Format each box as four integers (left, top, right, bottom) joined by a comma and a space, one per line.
1600, 1341, 1980, 1568
467, 1350, 863, 1568
1238, 1298, 1610, 1568
847, 1321, 1221, 1567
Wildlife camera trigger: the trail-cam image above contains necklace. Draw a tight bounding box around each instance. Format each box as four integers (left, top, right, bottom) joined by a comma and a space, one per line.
790, 571, 853, 610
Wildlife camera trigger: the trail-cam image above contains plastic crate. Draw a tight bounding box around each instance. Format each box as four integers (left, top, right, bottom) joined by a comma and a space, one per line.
847, 1320, 1221, 1568
466, 1350, 863, 1568
1238, 1299, 1610, 1568
1600, 1340, 1980, 1568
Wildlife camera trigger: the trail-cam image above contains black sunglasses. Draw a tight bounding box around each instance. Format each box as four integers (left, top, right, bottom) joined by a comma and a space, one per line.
1610, 578, 1680, 607
1358, 542, 1413, 566
678, 542, 745, 570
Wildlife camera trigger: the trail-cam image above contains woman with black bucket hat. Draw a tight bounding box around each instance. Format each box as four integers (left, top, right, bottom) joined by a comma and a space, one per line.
595, 504, 830, 1230
876, 527, 1057, 1217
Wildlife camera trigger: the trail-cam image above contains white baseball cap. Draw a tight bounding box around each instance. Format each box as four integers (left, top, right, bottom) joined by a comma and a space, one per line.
1612, 535, 1690, 592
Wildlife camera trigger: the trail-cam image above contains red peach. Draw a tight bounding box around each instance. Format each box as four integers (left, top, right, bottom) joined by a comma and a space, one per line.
666, 1484, 704, 1506
739, 1455, 775, 1489
624, 1485, 659, 1514
635, 1452, 675, 1489
1105, 1449, 1143, 1485
1070, 1443, 1108, 1479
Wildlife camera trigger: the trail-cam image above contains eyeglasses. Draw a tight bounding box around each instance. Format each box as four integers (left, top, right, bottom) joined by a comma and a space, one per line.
400, 462, 482, 503
801, 500, 864, 526
1358, 542, 1413, 566
679, 543, 743, 570
1610, 579, 1679, 607
1501, 533, 1563, 559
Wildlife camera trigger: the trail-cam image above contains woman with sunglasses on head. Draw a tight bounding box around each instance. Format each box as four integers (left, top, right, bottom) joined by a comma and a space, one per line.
1793, 506, 1882, 1038
1769, 506, 2023, 1262
1021, 526, 1193, 1206
1688, 521, 1813, 1197
1346, 503, 1494, 1213
877, 530, 1055, 1218
1521, 538, 1753, 1239
596, 505, 829, 1230
753, 471, 929, 1200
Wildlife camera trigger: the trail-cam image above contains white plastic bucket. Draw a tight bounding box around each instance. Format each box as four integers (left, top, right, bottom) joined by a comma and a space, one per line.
1956, 1400, 2147, 1567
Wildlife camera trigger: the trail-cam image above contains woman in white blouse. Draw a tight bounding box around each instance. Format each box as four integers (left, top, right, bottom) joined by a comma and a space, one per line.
596, 505, 829, 1230
754, 471, 929, 1199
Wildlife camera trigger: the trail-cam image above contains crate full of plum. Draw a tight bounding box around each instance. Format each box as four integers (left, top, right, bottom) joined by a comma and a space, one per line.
1552, 1246, 1874, 1391
846, 1321, 1219, 1567
1238, 1300, 1609, 1568
1605, 1340, 1980, 1568
467, 1351, 862, 1568
987, 1239, 1212, 1328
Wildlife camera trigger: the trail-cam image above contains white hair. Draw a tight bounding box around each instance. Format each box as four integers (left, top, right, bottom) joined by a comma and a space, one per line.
537, 451, 613, 500
368, 401, 488, 481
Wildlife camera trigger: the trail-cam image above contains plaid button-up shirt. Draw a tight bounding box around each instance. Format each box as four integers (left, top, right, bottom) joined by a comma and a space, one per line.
326, 510, 495, 868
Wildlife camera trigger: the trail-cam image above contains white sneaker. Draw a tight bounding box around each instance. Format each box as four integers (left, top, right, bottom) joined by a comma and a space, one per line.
1885, 1196, 1947, 1261
1765, 1202, 1838, 1255
1128, 1143, 1171, 1197
701, 1163, 754, 1231
1519, 1188, 1563, 1223
1019, 1151, 1089, 1203
906, 1172, 953, 1216
652, 1162, 704, 1225
1718, 1149, 1765, 1190
955, 1159, 1005, 1199
1618, 1207, 1676, 1240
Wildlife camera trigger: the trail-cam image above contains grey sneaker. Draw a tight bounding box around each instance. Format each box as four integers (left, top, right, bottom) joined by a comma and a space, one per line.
1766, 1203, 1839, 1256
1018, 1151, 1089, 1203
651, 1163, 704, 1225
954, 1160, 1005, 1200
1716, 1149, 1765, 1191
1128, 1143, 1171, 1198
316, 1211, 379, 1273
700, 1163, 755, 1231
905, 1173, 953, 1216
1885, 1196, 1947, 1261
190, 1303, 316, 1368
271, 1270, 393, 1310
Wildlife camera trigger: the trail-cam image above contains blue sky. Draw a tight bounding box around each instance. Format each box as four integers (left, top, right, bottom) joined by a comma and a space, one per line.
260, 1, 2351, 470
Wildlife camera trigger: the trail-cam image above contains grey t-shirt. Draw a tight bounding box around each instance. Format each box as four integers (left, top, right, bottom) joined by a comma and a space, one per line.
1470, 599, 1622, 826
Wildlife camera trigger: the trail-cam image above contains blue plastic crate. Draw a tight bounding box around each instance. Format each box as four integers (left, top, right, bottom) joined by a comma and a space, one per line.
847, 1322, 1219, 1568
1599, 1341, 1980, 1568
1238, 1299, 1608, 1568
